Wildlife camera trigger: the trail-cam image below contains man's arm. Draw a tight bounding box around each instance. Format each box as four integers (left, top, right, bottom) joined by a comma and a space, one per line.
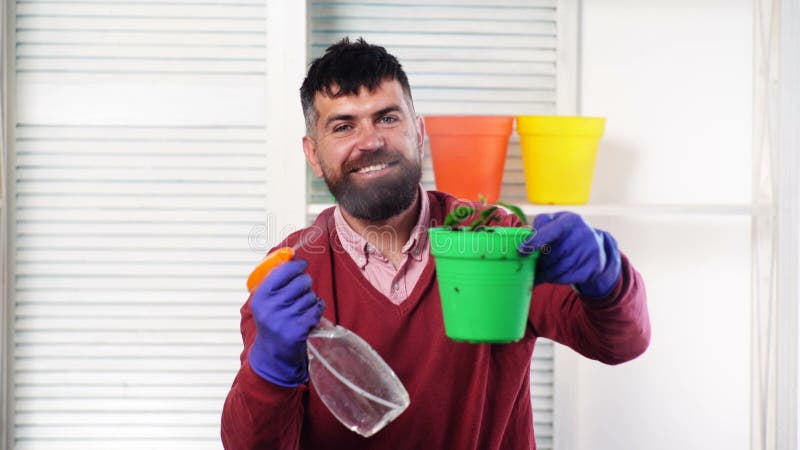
528, 253, 650, 364
221, 256, 324, 449
220, 295, 307, 449
517, 211, 650, 363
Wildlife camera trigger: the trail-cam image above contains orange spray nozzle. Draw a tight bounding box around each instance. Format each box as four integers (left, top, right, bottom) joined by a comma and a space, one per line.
247, 247, 296, 293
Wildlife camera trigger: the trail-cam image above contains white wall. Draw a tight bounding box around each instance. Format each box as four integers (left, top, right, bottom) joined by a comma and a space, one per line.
585, 0, 752, 205
561, 1, 754, 449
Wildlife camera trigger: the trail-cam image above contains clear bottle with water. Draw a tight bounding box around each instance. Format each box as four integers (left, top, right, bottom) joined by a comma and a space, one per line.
307, 317, 410, 437
247, 247, 410, 437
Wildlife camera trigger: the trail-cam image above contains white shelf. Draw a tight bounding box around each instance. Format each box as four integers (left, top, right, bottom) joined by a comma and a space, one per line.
307, 202, 773, 218
518, 203, 773, 217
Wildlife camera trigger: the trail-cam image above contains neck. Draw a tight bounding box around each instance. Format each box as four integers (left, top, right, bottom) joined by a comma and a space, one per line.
339, 190, 421, 267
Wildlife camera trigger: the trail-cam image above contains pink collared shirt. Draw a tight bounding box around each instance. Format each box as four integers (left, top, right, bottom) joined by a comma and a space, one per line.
333, 185, 430, 305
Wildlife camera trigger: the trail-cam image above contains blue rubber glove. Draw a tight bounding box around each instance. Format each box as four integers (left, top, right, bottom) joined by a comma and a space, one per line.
518, 212, 622, 299
248, 259, 324, 387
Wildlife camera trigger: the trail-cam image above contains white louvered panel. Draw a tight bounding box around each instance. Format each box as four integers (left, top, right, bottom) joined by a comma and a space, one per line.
14, 426, 219, 440
17, 275, 242, 290
11, 1, 269, 448
16, 3, 261, 18
531, 338, 554, 450
17, 250, 247, 265
15, 82, 265, 126
15, 369, 234, 386
16, 1, 266, 74
17, 30, 262, 48
14, 442, 218, 450
309, 0, 557, 116
313, 18, 551, 36
313, 4, 550, 21
307, 4, 558, 447
14, 125, 267, 141
11, 126, 262, 450
15, 306, 237, 328
15, 331, 238, 346
16, 0, 262, 3
313, 0, 554, 9
15, 341, 237, 358
16, 17, 265, 33
15, 411, 222, 426
16, 1, 266, 55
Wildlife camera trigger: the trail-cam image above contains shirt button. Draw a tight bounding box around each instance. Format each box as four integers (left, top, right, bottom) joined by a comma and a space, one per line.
392, 283, 400, 291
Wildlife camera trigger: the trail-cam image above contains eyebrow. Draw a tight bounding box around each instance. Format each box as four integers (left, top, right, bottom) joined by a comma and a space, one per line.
324, 105, 402, 129
374, 105, 401, 117
324, 114, 355, 129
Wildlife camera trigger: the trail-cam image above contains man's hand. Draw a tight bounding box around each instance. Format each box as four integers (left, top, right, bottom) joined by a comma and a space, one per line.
518, 212, 622, 299
249, 259, 324, 387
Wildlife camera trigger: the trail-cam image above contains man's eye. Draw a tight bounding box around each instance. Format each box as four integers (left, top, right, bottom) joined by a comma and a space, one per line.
379, 116, 398, 125
333, 124, 352, 133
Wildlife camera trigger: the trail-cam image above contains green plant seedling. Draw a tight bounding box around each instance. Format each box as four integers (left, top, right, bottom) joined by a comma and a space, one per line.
442, 196, 528, 231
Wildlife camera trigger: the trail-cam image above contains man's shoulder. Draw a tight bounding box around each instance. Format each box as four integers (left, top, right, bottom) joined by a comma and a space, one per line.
272, 206, 335, 256
426, 189, 462, 225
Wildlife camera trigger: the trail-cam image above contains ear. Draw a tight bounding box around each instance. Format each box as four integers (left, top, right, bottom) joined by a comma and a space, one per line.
302, 136, 324, 178
415, 115, 426, 159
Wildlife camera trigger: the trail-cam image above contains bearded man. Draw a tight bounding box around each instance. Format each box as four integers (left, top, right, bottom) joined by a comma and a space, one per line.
221, 37, 650, 450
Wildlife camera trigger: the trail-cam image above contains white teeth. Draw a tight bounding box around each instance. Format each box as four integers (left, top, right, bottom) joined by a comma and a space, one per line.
356, 163, 388, 174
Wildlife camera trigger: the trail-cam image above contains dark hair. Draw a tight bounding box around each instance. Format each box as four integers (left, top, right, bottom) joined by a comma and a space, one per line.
300, 37, 413, 132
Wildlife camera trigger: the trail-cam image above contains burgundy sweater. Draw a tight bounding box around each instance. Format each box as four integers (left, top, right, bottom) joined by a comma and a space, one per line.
221, 191, 651, 450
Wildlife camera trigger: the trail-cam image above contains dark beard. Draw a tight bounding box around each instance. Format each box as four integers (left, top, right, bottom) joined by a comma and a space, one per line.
323, 152, 422, 221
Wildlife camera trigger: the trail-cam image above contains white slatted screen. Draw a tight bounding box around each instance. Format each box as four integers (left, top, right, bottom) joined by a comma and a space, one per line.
11, 1, 268, 448
308, 1, 559, 448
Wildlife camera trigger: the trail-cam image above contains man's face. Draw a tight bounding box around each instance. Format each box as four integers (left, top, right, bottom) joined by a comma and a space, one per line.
302, 79, 425, 222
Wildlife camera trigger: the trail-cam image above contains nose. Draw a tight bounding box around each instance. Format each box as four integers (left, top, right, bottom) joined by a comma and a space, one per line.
355, 122, 384, 152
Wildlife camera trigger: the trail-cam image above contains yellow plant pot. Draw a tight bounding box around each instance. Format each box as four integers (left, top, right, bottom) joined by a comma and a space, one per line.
516, 116, 606, 205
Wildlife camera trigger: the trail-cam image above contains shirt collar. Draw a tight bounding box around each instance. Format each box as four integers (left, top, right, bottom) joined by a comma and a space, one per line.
333, 184, 430, 268
403, 185, 430, 262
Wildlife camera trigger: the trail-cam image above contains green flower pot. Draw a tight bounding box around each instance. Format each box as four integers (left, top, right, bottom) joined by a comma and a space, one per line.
428, 227, 539, 343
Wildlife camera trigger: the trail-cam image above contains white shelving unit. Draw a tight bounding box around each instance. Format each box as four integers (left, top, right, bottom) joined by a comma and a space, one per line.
308, 202, 772, 218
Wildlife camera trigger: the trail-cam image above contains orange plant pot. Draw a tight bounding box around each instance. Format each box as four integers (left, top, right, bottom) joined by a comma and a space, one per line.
424, 116, 513, 203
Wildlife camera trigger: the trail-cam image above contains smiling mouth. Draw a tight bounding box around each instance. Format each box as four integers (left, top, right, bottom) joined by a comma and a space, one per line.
352, 161, 395, 174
